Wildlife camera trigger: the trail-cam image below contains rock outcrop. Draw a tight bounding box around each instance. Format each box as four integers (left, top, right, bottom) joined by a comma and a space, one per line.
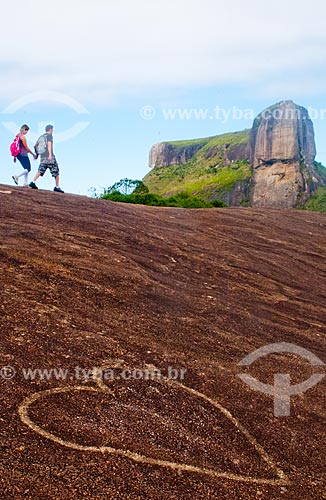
250, 100, 323, 208
149, 139, 250, 169
205, 142, 250, 165
1, 185, 326, 498
146, 100, 326, 208
149, 142, 205, 168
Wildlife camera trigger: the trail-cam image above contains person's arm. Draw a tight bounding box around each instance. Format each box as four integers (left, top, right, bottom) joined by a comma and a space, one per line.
33, 142, 38, 158
20, 135, 33, 154
47, 137, 53, 160
21, 134, 37, 158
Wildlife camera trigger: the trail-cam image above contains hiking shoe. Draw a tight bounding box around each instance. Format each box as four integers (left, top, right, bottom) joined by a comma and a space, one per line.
29, 182, 38, 189
54, 187, 64, 193
12, 175, 18, 185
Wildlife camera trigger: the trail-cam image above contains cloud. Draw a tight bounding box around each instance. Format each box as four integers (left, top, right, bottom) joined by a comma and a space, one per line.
0, 0, 325, 105
256, 77, 326, 100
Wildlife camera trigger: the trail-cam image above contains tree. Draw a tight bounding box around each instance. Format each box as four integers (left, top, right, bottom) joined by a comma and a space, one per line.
132, 181, 149, 194
104, 178, 149, 195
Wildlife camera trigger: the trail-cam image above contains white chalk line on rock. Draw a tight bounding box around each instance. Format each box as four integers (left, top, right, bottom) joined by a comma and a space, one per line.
18, 372, 289, 486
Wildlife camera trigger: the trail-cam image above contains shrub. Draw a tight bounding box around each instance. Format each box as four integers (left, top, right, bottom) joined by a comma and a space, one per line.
101, 190, 226, 209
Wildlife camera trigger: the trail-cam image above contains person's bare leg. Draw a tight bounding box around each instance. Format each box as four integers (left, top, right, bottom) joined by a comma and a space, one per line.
55, 175, 60, 188
33, 171, 41, 182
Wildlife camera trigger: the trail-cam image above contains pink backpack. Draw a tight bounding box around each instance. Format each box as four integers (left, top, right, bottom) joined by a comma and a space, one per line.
10, 134, 21, 157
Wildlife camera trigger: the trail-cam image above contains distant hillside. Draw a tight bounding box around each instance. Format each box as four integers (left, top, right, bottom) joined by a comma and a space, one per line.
144, 101, 326, 209
144, 129, 252, 206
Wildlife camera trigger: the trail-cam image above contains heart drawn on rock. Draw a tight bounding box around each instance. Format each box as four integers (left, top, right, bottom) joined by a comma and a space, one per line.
18, 367, 289, 486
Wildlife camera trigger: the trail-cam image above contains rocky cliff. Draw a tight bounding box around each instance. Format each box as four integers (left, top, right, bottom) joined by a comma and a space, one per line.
145, 100, 326, 208
149, 142, 206, 168
250, 100, 323, 208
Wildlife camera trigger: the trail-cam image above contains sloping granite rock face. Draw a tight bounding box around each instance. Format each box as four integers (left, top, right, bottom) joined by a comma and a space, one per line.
205, 142, 250, 165
250, 101, 316, 168
149, 140, 250, 169
250, 100, 324, 208
149, 143, 205, 168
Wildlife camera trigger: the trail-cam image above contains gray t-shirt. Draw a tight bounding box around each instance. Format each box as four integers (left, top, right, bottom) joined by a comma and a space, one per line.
41, 134, 54, 160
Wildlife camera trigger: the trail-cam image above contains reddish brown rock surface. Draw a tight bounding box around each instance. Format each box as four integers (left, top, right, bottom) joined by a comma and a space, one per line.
0, 186, 325, 499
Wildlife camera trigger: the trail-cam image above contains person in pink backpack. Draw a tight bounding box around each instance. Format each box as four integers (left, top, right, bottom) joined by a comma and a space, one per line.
12, 125, 37, 187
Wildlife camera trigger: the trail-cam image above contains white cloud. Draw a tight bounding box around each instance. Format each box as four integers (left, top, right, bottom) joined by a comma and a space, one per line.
256, 77, 326, 100
0, 0, 325, 104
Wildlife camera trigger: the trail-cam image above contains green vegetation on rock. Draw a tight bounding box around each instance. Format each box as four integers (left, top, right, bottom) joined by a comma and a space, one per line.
144, 130, 252, 202
299, 162, 326, 212
314, 161, 326, 182
301, 186, 326, 212
167, 130, 249, 150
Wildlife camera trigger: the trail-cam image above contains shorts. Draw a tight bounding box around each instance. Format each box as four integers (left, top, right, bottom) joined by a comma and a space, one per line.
38, 157, 60, 178
17, 154, 31, 172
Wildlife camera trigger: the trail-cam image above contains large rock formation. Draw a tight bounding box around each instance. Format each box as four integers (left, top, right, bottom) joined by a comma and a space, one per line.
250, 100, 323, 208
146, 100, 326, 208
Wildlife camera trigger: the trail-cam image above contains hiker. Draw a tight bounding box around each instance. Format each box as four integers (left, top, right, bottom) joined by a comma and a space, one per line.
29, 125, 64, 193
12, 125, 37, 187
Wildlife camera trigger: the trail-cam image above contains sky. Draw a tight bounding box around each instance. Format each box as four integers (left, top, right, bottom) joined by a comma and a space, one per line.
1, 0, 326, 195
